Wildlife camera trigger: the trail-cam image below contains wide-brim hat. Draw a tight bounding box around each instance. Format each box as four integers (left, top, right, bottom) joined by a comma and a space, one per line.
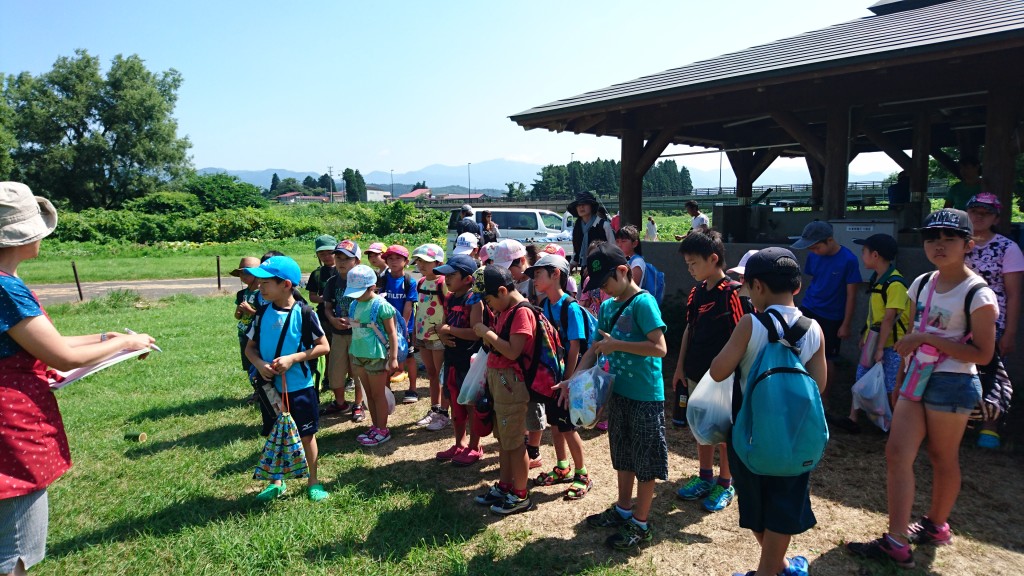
0, 182, 58, 248
566, 191, 600, 218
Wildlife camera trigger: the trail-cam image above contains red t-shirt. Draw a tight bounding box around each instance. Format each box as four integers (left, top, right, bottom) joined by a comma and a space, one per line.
487, 304, 535, 379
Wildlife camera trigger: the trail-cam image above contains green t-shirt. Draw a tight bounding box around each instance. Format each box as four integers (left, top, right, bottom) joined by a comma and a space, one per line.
945, 181, 983, 210
350, 295, 397, 360
597, 291, 667, 402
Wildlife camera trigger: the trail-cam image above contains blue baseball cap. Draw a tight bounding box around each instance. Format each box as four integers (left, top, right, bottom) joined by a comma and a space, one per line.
791, 221, 834, 249
435, 254, 478, 277
245, 255, 302, 286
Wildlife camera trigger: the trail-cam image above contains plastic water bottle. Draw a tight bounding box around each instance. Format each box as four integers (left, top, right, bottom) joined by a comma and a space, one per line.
672, 381, 689, 428
899, 344, 941, 401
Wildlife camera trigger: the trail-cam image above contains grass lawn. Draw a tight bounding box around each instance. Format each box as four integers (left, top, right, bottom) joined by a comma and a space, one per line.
31, 292, 1024, 575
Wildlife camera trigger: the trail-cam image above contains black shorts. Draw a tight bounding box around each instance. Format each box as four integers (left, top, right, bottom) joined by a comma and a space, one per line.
608, 394, 668, 482
727, 441, 816, 535
544, 395, 576, 433
800, 307, 842, 358
239, 335, 252, 372
260, 386, 320, 438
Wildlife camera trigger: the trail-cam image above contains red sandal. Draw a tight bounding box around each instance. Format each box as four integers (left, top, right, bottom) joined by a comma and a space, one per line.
533, 465, 573, 487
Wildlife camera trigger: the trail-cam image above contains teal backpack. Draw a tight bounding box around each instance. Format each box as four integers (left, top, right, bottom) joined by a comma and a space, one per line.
349, 297, 410, 364
732, 309, 828, 477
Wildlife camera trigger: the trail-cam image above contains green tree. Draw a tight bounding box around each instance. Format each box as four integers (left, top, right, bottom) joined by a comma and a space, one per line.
275, 177, 303, 194
531, 164, 568, 199
270, 172, 281, 192
317, 173, 334, 193
411, 180, 428, 191
0, 98, 15, 180
679, 165, 693, 194
3, 49, 191, 208
342, 168, 357, 202
505, 181, 527, 200
567, 161, 584, 194
353, 169, 368, 202
123, 191, 201, 216
302, 175, 318, 190
174, 173, 267, 211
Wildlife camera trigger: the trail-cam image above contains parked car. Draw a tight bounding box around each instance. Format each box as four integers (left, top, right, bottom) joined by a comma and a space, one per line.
446, 208, 573, 257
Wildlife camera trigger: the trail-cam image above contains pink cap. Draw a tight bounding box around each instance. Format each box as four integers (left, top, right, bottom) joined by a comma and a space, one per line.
382, 244, 410, 260
542, 243, 565, 257
366, 242, 387, 254
490, 239, 527, 269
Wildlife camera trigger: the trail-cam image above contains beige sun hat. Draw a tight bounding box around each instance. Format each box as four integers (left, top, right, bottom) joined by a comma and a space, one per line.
0, 182, 58, 247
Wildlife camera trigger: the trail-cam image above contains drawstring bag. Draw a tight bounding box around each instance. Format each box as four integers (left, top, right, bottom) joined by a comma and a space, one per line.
253, 373, 308, 481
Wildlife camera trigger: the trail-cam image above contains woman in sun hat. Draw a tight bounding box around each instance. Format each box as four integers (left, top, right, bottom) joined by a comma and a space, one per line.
0, 182, 155, 574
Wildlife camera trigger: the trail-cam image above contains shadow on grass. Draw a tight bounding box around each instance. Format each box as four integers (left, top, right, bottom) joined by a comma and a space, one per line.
124, 422, 254, 459
810, 541, 938, 576
127, 394, 247, 423
48, 495, 263, 559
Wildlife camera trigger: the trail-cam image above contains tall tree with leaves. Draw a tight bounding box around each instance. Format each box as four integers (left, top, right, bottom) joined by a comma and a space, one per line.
317, 173, 334, 193
679, 165, 693, 194
270, 172, 281, 192
411, 180, 428, 191
342, 168, 357, 202
3, 49, 191, 208
353, 169, 368, 202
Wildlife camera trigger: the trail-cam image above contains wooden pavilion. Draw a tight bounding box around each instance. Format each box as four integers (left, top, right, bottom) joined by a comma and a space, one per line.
510, 0, 1024, 233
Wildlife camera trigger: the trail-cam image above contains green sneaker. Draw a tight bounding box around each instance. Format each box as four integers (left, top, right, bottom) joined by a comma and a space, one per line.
703, 484, 735, 512
676, 476, 713, 500
255, 482, 286, 502
586, 504, 630, 528
307, 483, 329, 502
605, 520, 653, 550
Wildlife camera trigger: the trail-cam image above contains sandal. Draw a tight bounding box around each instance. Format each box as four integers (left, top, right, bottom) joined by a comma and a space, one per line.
533, 465, 573, 487
565, 472, 593, 500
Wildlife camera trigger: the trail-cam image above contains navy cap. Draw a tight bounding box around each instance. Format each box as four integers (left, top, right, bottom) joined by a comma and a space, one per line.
853, 234, 898, 261
791, 221, 834, 249
919, 208, 973, 236
743, 247, 802, 278
435, 254, 478, 277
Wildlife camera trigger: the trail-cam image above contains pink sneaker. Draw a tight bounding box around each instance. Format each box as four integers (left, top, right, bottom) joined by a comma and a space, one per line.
436, 444, 462, 461
452, 446, 484, 466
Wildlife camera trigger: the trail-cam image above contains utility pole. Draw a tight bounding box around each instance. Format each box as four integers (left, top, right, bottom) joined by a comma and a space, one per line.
327, 166, 334, 203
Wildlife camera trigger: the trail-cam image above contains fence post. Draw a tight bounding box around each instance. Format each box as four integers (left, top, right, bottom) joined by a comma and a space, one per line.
71, 261, 84, 302
216, 256, 222, 291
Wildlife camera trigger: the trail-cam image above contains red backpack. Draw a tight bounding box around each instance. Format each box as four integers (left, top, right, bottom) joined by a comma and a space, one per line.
498, 302, 566, 398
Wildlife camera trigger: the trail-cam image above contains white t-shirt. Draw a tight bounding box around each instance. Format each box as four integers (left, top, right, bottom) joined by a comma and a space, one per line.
627, 254, 647, 286
691, 213, 709, 231
737, 305, 822, 395
645, 220, 658, 240
907, 273, 999, 374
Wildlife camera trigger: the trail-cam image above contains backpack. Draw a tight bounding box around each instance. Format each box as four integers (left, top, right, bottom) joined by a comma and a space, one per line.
349, 297, 410, 364
865, 269, 910, 341
499, 301, 565, 398
253, 302, 321, 385
629, 255, 666, 304
732, 309, 828, 477
544, 295, 598, 357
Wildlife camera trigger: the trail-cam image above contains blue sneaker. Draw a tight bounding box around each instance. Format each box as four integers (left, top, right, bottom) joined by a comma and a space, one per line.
782, 556, 809, 576
977, 430, 1000, 449
703, 484, 735, 512
676, 476, 713, 501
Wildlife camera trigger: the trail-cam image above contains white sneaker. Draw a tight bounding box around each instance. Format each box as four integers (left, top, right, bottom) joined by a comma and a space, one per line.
426, 413, 450, 431
415, 410, 435, 427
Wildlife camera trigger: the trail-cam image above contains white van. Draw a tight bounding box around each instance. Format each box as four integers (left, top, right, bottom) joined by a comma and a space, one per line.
446, 208, 573, 257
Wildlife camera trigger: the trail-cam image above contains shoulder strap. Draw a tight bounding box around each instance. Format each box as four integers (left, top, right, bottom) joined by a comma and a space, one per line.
758, 309, 811, 352
963, 280, 984, 340
257, 305, 296, 361
608, 290, 645, 333
499, 301, 533, 342
913, 272, 936, 320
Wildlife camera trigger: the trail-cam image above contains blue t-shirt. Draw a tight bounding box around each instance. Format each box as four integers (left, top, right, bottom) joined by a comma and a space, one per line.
597, 291, 667, 402
800, 246, 862, 321
247, 303, 324, 393
543, 293, 586, 348
0, 275, 43, 359
380, 272, 417, 335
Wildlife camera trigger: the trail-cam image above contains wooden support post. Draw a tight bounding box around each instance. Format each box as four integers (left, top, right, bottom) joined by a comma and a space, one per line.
620, 129, 644, 228
930, 145, 959, 176
726, 151, 755, 200
862, 123, 914, 171
771, 111, 826, 164
823, 106, 850, 220
910, 112, 931, 202
806, 157, 824, 209
984, 85, 1022, 235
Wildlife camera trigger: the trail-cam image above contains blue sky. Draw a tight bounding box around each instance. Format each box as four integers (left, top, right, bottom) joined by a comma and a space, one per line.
2, 1, 898, 177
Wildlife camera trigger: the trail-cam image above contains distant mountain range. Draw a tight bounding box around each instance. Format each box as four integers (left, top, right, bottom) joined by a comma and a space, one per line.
199, 161, 893, 192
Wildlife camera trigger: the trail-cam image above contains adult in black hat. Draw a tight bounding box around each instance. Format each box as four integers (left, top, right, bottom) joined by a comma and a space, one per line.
456, 204, 481, 237
567, 191, 615, 284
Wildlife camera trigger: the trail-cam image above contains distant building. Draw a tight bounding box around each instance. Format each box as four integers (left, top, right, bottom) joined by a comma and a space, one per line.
398, 188, 432, 202
434, 193, 485, 201
274, 191, 301, 204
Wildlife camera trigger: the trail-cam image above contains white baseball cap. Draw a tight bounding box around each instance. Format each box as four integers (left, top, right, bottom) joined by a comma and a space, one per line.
727, 249, 759, 276
490, 239, 527, 269
453, 232, 479, 255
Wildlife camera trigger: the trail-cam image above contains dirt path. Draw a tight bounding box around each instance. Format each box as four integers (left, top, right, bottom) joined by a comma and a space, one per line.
33, 277, 231, 306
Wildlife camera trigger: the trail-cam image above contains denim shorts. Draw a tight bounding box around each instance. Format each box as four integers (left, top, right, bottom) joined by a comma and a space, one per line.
922, 372, 981, 415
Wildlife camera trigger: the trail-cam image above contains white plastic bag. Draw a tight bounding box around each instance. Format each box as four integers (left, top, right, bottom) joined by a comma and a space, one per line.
457, 350, 488, 406
852, 362, 891, 431
686, 370, 734, 445
568, 365, 615, 428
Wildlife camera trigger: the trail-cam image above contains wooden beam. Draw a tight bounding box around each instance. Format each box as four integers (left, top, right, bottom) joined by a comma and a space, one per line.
569, 114, 607, 134
633, 126, 680, 177
910, 112, 931, 203
983, 85, 1023, 235
620, 129, 644, 228
929, 145, 959, 176
771, 111, 826, 164
861, 123, 914, 171
823, 105, 850, 220
726, 151, 755, 199
806, 157, 824, 208
750, 147, 783, 181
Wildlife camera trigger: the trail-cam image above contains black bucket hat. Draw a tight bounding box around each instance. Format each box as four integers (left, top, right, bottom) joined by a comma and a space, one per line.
566, 190, 601, 218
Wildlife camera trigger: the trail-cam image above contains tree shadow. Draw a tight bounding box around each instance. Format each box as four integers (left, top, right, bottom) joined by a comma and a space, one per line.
124, 422, 254, 459
48, 495, 263, 559
127, 394, 248, 424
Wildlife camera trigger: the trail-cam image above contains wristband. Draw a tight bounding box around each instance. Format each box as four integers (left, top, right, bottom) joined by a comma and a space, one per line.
100, 332, 109, 342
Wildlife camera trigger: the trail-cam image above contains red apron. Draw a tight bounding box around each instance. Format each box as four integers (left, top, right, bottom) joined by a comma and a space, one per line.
0, 290, 72, 499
